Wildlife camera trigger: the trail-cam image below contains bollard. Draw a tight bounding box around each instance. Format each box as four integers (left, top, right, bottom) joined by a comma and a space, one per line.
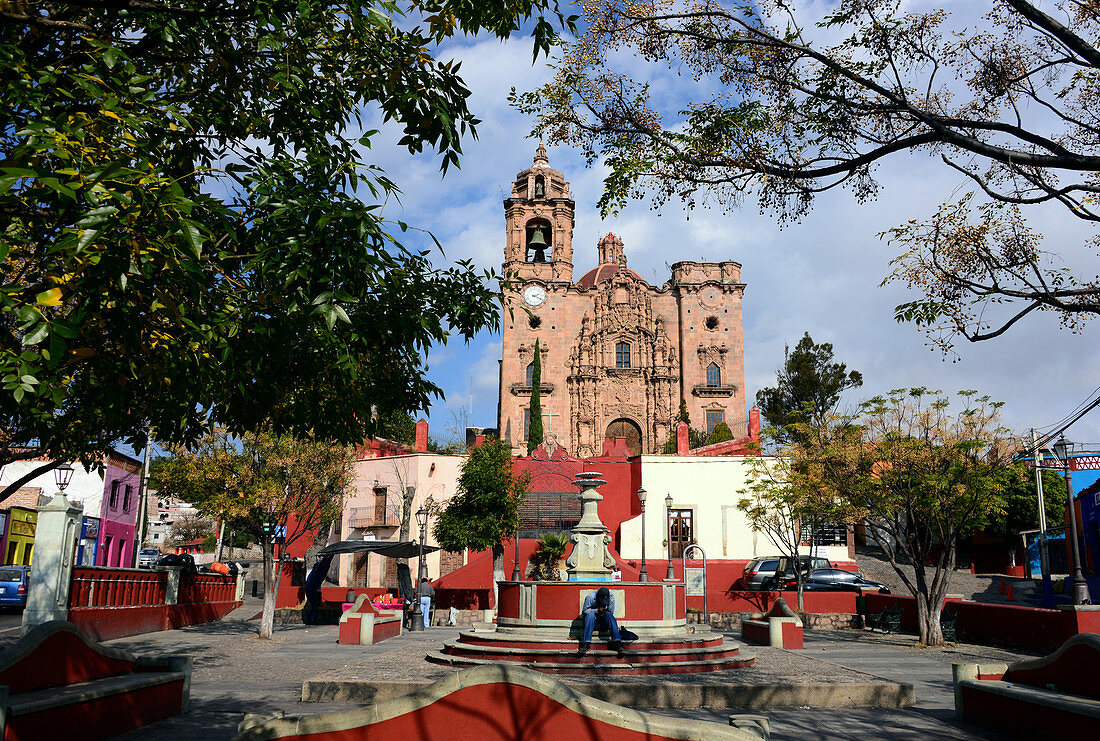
252, 579, 259, 598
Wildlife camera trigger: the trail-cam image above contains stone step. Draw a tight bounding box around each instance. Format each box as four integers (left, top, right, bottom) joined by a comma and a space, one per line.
454, 631, 726, 652
440, 641, 744, 665
425, 651, 755, 676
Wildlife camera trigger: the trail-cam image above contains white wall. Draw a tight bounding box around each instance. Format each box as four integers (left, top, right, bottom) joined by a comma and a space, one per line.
620, 456, 850, 564
0, 460, 105, 517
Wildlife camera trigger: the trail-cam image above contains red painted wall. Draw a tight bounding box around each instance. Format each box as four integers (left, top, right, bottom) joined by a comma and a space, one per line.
257, 681, 718, 741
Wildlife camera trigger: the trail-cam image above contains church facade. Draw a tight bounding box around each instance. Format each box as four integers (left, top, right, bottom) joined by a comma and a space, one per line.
497, 146, 748, 457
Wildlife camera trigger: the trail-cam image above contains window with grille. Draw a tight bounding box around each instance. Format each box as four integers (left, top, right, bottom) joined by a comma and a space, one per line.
109, 481, 120, 508
524, 409, 531, 440
122, 485, 132, 512
526, 363, 535, 386
706, 363, 721, 387
705, 409, 724, 434
615, 342, 631, 368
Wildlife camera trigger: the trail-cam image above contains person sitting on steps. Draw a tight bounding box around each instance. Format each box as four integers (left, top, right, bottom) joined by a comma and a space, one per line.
578, 586, 626, 657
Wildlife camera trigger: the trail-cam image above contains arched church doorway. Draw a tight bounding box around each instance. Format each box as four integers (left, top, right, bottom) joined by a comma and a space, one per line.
604, 418, 642, 456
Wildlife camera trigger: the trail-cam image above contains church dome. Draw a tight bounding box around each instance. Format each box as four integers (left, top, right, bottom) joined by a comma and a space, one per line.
576, 263, 644, 288
576, 232, 645, 287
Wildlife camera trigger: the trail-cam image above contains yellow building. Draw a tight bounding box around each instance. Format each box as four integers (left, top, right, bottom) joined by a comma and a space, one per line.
5, 506, 38, 565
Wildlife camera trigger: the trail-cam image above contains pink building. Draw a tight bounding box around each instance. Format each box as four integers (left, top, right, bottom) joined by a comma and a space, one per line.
96, 451, 143, 567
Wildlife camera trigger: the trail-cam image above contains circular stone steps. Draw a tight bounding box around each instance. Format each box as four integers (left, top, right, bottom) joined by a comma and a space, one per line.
428, 629, 754, 675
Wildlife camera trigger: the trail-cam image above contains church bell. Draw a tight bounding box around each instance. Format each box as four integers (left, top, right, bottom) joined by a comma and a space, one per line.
528, 227, 549, 262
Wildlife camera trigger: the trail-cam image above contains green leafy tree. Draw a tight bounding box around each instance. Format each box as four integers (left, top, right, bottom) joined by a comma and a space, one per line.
799, 389, 1013, 646
152, 428, 352, 639
527, 338, 544, 453
432, 439, 529, 602
524, 1, 1100, 349
661, 399, 709, 453
756, 334, 863, 444
983, 465, 1068, 566
1, 1, 575, 487
705, 421, 734, 446
738, 432, 859, 611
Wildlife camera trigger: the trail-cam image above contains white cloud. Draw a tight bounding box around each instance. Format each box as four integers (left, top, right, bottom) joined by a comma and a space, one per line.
360, 10, 1100, 447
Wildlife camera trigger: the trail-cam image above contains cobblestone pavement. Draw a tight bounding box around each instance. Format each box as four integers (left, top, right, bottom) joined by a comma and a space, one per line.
104, 596, 1042, 740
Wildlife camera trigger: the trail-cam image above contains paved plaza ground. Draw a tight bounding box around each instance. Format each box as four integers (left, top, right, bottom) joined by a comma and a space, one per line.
97, 596, 1039, 740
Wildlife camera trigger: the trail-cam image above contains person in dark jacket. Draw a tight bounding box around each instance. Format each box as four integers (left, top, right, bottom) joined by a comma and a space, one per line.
579, 586, 625, 656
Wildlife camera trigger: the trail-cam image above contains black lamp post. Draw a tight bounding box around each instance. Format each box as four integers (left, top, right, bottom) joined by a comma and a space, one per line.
54, 461, 75, 495
1052, 435, 1092, 605
637, 487, 649, 582
411, 504, 429, 631
664, 493, 676, 581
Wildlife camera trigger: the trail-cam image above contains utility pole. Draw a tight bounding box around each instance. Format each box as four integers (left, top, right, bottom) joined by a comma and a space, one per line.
132, 428, 153, 567
1032, 429, 1053, 608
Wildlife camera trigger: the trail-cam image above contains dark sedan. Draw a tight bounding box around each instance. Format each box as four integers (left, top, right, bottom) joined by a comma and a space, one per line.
780, 568, 891, 593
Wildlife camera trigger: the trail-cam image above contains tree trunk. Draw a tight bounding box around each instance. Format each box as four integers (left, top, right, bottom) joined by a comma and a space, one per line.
259, 536, 277, 639
915, 590, 944, 646
492, 544, 505, 613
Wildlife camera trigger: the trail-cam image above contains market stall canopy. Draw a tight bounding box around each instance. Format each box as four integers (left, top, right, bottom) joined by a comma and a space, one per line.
316, 540, 440, 559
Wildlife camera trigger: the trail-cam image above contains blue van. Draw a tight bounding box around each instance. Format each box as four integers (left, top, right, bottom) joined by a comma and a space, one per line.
0, 566, 30, 609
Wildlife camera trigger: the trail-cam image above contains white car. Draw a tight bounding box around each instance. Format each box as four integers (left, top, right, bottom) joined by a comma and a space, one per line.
137, 548, 161, 568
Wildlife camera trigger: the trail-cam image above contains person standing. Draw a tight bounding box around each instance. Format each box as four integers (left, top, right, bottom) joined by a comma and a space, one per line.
417, 577, 435, 627
578, 586, 625, 656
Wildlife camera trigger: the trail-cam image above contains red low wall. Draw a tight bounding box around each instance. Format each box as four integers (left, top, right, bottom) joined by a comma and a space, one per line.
693, 589, 858, 615
863, 593, 1100, 652
67, 566, 241, 641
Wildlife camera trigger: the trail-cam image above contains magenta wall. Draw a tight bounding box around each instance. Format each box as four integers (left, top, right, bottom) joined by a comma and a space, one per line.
96, 460, 140, 567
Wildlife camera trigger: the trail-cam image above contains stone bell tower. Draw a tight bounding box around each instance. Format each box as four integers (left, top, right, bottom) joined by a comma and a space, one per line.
502, 143, 575, 282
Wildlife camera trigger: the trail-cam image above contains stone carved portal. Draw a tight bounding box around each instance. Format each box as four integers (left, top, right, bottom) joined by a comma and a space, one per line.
604, 418, 642, 456
568, 269, 678, 456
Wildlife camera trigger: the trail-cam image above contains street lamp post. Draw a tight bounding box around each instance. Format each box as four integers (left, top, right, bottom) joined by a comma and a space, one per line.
511, 518, 522, 582
53, 462, 75, 500
411, 504, 429, 631
664, 493, 676, 581
637, 487, 648, 582
1052, 436, 1091, 605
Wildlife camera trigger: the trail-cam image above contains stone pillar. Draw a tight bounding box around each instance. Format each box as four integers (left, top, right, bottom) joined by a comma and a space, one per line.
565, 472, 614, 580
415, 418, 429, 453
676, 421, 689, 455
162, 566, 183, 606
22, 493, 82, 634
236, 570, 246, 601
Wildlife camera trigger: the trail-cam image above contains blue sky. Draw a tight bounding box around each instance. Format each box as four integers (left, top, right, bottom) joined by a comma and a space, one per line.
360, 2, 1100, 448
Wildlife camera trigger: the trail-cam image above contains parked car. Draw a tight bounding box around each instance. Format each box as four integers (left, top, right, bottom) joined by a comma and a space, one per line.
742, 555, 832, 590
0, 566, 31, 609
763, 555, 833, 590
137, 547, 161, 568
789, 568, 891, 593
740, 556, 783, 590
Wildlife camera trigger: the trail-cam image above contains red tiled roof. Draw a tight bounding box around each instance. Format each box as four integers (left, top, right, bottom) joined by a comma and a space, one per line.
1, 487, 43, 510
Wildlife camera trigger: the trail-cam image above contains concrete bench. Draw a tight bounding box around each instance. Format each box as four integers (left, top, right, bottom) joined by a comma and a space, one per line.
338, 595, 403, 645
741, 597, 803, 649
0, 620, 190, 740
954, 633, 1100, 734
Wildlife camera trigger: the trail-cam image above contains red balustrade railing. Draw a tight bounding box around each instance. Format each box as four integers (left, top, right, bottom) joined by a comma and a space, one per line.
69, 567, 167, 608
178, 572, 236, 604
69, 566, 236, 608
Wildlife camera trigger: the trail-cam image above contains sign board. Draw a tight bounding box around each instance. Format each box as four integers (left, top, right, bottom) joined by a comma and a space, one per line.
685, 567, 706, 596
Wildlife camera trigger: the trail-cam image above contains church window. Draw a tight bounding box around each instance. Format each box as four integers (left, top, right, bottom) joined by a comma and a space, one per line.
528, 315, 541, 329
706, 363, 721, 387
523, 409, 531, 440
534, 174, 545, 198
615, 342, 631, 368
526, 363, 535, 386
705, 316, 719, 330
706, 409, 724, 435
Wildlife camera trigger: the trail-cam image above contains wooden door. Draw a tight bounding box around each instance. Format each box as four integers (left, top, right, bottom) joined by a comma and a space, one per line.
604, 418, 642, 456
668, 508, 693, 558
